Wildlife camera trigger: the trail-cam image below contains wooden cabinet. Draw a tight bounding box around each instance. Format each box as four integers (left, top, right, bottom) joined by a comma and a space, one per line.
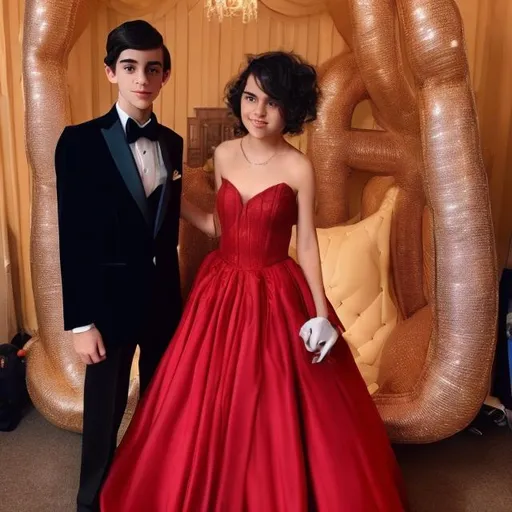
187, 108, 237, 167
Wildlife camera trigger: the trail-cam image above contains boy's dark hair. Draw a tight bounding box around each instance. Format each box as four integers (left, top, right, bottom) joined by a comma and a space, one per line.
104, 20, 171, 73
225, 51, 319, 136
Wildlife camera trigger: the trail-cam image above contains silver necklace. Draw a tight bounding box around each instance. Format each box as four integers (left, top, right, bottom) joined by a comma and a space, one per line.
240, 137, 278, 166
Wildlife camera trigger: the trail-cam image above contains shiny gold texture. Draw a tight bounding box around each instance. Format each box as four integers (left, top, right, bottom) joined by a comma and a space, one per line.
312, 0, 497, 442
23, 0, 498, 443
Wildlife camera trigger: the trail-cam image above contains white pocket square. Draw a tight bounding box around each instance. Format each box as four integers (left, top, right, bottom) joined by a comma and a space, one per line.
172, 170, 182, 181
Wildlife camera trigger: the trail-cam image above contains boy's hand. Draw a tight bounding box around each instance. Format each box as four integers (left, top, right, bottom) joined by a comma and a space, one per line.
73, 327, 106, 365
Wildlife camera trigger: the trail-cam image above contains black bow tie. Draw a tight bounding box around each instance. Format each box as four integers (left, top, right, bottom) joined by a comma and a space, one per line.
125, 116, 159, 144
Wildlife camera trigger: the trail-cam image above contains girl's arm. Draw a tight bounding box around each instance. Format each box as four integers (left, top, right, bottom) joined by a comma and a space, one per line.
180, 198, 216, 237
295, 155, 340, 363
295, 158, 328, 319
180, 151, 223, 238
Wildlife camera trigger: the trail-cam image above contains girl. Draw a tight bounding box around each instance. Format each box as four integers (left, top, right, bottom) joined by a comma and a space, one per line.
100, 51, 407, 511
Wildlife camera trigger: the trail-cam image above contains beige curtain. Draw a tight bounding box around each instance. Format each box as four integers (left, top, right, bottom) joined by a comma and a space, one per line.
0, 0, 33, 337
468, 0, 512, 273
99, 0, 325, 18
1, 0, 511, 334
66, 0, 345, 150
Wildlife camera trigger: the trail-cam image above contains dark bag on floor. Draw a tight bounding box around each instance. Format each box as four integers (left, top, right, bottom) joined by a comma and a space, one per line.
0, 343, 28, 432
493, 269, 512, 412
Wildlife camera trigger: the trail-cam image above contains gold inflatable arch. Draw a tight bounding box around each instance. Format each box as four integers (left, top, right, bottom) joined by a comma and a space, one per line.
310, 0, 497, 442
23, 0, 497, 443
22, 0, 141, 432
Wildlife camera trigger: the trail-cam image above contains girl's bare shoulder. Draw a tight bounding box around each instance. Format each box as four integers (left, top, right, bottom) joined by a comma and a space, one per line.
282, 144, 314, 181
214, 139, 240, 162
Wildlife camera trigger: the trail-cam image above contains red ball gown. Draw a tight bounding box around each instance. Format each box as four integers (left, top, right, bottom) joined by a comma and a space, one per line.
100, 177, 407, 511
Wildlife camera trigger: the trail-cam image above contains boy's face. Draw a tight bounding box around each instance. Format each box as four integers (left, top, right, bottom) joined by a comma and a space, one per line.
105, 48, 170, 114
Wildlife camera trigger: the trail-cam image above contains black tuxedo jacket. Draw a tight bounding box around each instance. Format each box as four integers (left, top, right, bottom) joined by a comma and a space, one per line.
55, 105, 183, 344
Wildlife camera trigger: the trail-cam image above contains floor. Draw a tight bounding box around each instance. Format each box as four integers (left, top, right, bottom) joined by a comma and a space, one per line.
1, 406, 511, 511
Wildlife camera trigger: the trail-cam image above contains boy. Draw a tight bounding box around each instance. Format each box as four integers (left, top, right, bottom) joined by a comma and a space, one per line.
55, 20, 183, 512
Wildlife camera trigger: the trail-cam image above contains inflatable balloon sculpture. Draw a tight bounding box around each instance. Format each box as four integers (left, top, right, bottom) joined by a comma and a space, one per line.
22, 0, 497, 443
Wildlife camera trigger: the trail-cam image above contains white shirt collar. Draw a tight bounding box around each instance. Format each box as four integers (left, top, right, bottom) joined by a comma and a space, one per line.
116, 102, 152, 133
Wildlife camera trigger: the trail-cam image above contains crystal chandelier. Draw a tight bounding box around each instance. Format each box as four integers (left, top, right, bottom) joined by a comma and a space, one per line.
205, 0, 258, 23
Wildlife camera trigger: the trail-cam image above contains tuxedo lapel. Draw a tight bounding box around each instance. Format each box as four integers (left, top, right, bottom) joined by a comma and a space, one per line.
154, 129, 174, 237
101, 116, 151, 227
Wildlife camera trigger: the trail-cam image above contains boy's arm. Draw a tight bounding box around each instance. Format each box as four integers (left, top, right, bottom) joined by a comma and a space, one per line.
55, 127, 100, 332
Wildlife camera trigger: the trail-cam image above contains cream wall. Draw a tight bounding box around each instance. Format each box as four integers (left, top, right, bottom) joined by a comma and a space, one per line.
0, 0, 511, 333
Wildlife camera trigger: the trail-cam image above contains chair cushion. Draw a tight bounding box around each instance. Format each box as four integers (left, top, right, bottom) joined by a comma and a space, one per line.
289, 187, 399, 394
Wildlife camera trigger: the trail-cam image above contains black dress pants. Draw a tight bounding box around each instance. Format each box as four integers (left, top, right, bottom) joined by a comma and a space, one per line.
76, 322, 176, 512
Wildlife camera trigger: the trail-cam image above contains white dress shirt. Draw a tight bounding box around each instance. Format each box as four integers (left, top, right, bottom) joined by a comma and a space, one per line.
116, 103, 167, 196
72, 104, 168, 334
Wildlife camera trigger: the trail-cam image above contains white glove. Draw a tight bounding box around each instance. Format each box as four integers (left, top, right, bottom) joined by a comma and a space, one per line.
299, 317, 339, 364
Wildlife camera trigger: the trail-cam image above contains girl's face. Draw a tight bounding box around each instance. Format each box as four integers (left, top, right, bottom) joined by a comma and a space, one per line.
240, 74, 285, 139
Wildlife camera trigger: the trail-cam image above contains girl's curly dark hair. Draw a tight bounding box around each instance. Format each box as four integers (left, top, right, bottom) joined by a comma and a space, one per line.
225, 51, 319, 136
